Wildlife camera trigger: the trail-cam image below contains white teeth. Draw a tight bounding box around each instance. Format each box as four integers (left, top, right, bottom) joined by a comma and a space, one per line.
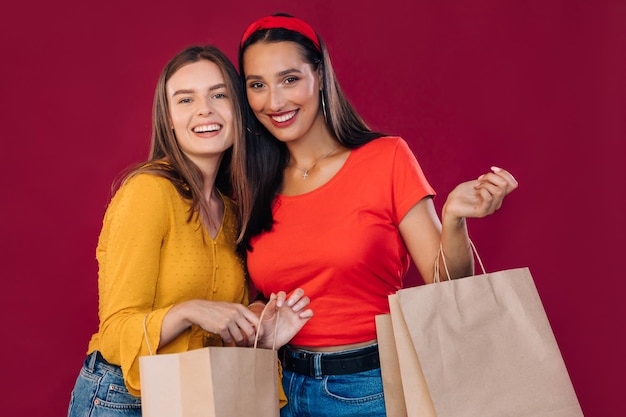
272, 111, 296, 123
193, 124, 220, 133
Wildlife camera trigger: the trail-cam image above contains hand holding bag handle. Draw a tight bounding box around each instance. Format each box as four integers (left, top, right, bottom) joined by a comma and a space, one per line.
253, 301, 280, 350
142, 302, 281, 355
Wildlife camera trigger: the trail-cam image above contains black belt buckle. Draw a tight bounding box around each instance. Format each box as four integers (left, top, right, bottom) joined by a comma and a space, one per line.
295, 351, 316, 376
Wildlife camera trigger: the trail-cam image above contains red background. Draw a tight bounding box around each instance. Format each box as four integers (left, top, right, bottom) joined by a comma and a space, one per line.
2, 1, 624, 416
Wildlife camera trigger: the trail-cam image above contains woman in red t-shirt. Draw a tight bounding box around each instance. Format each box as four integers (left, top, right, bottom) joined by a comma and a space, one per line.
235, 13, 518, 417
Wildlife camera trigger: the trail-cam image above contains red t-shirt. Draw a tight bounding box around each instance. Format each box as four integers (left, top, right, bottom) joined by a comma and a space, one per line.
247, 137, 436, 346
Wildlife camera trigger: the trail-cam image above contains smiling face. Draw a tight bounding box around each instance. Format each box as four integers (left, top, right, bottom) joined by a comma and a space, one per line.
243, 41, 325, 144
166, 60, 234, 166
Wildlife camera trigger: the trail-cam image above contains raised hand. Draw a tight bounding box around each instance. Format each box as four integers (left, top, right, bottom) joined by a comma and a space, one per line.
443, 166, 518, 221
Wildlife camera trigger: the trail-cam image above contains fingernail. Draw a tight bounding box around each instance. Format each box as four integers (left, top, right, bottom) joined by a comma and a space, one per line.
491, 166, 501, 173
478, 174, 485, 180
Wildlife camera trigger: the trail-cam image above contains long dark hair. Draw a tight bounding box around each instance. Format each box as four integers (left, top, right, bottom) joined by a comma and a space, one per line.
237, 13, 384, 250
117, 45, 246, 231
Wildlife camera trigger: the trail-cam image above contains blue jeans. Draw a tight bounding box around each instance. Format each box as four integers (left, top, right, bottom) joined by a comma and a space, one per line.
68, 351, 142, 417
280, 346, 386, 417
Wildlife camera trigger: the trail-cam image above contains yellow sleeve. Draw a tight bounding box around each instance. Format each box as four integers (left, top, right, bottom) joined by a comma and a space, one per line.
278, 360, 287, 408
94, 175, 183, 396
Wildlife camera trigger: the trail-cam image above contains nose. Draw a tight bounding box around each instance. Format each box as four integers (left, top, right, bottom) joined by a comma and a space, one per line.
197, 97, 213, 116
267, 87, 285, 112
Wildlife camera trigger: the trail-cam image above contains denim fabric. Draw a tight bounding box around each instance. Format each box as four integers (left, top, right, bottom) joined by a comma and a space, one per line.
67, 351, 142, 417
280, 346, 386, 417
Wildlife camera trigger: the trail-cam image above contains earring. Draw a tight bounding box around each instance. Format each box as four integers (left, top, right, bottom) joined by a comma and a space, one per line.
320, 91, 328, 123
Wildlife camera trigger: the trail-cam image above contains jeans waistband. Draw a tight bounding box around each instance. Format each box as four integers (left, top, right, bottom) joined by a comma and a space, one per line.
86, 351, 122, 376
282, 344, 380, 377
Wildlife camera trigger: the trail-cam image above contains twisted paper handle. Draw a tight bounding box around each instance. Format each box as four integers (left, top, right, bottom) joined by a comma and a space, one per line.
434, 239, 486, 283
254, 300, 280, 350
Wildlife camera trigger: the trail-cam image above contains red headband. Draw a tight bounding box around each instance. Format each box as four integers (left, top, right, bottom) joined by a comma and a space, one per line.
240, 15, 321, 51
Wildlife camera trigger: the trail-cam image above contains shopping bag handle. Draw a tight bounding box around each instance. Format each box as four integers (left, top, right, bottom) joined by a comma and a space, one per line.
142, 302, 280, 355
253, 301, 280, 350
434, 239, 487, 283
142, 314, 155, 355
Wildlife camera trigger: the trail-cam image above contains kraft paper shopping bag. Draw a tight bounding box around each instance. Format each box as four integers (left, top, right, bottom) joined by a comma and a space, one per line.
392, 265, 583, 417
376, 312, 436, 417
140, 345, 279, 417
139, 304, 280, 417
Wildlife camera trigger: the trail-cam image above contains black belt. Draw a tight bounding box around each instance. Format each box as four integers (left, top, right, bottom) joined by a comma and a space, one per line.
282, 344, 380, 376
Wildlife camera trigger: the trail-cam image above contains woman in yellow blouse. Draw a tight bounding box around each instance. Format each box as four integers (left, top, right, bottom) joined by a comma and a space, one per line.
67, 45, 313, 417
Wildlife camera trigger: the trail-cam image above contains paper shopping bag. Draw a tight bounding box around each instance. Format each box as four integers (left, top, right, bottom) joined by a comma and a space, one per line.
139, 346, 279, 417
392, 266, 583, 417
376, 312, 436, 417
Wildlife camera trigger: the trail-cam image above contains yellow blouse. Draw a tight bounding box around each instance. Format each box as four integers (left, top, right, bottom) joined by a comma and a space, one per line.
87, 173, 248, 395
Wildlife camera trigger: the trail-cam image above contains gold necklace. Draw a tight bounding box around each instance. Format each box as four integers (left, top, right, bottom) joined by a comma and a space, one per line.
289, 145, 339, 180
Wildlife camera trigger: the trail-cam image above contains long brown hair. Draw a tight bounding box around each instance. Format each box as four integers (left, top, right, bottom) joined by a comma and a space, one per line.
117, 45, 246, 231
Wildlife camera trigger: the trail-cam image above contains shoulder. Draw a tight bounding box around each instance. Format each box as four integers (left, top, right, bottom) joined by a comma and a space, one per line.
358, 136, 409, 154
355, 136, 414, 162
118, 173, 176, 197
109, 173, 179, 213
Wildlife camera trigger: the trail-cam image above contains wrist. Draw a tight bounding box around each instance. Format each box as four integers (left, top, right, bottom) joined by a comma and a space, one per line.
168, 301, 194, 329
441, 206, 466, 231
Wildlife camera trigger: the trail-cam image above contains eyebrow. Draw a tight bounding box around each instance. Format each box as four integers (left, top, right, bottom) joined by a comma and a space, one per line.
245, 68, 303, 81
172, 83, 227, 96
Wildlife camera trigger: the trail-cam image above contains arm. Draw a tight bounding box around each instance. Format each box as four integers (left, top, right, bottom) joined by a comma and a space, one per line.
95, 175, 173, 394
164, 287, 312, 349
399, 167, 518, 283
160, 299, 263, 348
398, 197, 454, 284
